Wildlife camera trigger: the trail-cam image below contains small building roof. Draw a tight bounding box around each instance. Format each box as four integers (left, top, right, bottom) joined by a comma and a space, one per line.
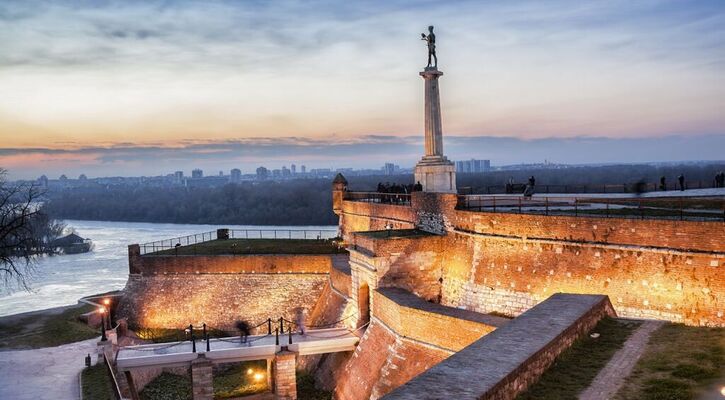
332, 173, 348, 184
52, 233, 86, 247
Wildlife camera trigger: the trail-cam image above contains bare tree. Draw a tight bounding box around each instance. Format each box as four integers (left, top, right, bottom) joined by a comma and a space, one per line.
0, 168, 64, 289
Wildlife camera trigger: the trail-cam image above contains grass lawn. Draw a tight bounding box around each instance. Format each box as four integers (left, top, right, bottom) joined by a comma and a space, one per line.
213, 361, 269, 399
615, 323, 724, 400
81, 364, 115, 400
150, 238, 346, 256
141, 372, 192, 400
517, 318, 640, 400
297, 371, 332, 400
0, 303, 99, 349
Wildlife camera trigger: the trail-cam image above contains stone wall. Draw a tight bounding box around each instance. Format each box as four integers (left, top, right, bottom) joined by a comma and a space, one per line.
440, 233, 724, 326
338, 201, 416, 242
129, 253, 334, 275
337, 194, 725, 326
118, 253, 341, 330
333, 287, 504, 400
333, 319, 450, 400
383, 294, 616, 400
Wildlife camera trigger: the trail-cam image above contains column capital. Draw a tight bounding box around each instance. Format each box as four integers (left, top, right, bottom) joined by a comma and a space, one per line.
420, 68, 443, 79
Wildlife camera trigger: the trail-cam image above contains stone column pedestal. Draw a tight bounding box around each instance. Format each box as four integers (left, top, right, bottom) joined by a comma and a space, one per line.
274, 351, 297, 400
191, 356, 214, 400
415, 67, 456, 193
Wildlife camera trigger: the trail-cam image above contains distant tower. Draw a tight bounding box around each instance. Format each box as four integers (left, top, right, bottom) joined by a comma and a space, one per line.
230, 168, 241, 183
174, 171, 184, 184
192, 169, 203, 179
301, 165, 307, 174
291, 164, 296, 175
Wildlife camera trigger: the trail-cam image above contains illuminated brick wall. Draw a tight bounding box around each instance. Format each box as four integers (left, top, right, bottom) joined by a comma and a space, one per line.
337, 194, 724, 326
118, 254, 340, 331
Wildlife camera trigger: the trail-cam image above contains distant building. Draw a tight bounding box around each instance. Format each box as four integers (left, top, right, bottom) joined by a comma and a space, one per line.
301, 165, 306, 174
291, 164, 296, 175
282, 166, 291, 177
455, 159, 490, 173
272, 169, 282, 178
256, 166, 269, 180
37, 175, 48, 188
174, 171, 184, 184
383, 163, 399, 175
219, 171, 223, 177
230, 168, 242, 183
191, 169, 203, 179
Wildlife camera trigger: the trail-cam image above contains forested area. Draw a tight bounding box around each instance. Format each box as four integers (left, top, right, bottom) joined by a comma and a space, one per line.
43, 163, 724, 225
45, 180, 338, 225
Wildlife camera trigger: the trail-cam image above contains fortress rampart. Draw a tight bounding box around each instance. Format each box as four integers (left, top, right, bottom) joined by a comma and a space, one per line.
118, 248, 345, 330
335, 190, 724, 327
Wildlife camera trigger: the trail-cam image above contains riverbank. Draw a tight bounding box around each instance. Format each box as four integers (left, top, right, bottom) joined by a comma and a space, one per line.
0, 302, 99, 350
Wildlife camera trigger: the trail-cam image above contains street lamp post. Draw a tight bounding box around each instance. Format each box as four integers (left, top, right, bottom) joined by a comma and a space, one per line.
98, 307, 107, 341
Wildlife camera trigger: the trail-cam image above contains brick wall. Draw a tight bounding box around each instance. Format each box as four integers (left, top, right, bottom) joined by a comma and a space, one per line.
130, 253, 334, 275
439, 232, 724, 326
333, 320, 450, 400
338, 192, 724, 326
118, 273, 327, 330
382, 294, 616, 400
453, 209, 724, 253
373, 288, 501, 352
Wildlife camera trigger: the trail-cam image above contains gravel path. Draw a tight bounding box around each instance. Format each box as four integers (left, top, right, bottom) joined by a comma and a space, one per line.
578, 320, 664, 400
0, 337, 99, 400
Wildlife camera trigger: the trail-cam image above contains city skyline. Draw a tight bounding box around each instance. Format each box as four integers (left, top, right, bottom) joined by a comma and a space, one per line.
1, 1, 724, 179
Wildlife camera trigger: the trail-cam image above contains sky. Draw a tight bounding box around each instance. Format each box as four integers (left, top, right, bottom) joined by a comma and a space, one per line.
0, 0, 723, 179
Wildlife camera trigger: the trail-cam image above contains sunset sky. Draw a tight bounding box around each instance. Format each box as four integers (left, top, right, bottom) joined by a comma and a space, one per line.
1, 0, 724, 179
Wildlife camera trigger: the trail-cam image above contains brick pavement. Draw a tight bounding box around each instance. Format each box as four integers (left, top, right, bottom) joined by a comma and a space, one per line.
578, 320, 665, 400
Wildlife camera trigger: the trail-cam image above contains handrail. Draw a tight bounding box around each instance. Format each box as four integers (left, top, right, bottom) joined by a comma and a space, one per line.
139, 228, 339, 255
457, 180, 718, 195
343, 191, 412, 206
456, 195, 725, 222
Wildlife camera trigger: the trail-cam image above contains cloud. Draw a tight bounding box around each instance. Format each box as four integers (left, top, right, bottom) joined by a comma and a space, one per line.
1, 134, 723, 179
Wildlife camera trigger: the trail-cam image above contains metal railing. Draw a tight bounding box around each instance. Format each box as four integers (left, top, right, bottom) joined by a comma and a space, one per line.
139, 229, 339, 255
458, 181, 719, 195
139, 231, 217, 255
456, 195, 725, 221
344, 191, 412, 206
229, 229, 337, 240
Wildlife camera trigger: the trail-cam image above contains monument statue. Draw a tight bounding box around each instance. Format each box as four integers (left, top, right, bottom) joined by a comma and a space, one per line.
421, 25, 437, 69
415, 25, 455, 193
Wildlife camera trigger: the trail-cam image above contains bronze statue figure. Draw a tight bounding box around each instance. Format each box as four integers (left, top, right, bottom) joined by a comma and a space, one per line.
421, 25, 437, 68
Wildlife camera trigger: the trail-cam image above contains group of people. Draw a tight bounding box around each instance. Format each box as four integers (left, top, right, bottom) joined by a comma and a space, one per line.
715, 171, 725, 188
659, 175, 687, 191
376, 182, 423, 196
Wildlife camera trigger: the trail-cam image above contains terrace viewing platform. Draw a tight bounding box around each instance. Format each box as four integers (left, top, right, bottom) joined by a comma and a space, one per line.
340, 188, 724, 222
136, 228, 342, 256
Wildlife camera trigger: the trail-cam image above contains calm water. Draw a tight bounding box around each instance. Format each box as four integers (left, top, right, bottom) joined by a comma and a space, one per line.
0, 220, 336, 317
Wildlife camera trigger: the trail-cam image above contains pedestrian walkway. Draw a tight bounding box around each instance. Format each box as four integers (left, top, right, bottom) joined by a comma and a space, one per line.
578, 320, 664, 400
0, 337, 98, 400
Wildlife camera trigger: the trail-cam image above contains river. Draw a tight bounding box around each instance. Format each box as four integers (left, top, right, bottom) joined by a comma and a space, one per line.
0, 220, 336, 317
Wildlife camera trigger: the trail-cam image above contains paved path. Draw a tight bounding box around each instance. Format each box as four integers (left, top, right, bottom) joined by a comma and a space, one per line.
0, 337, 99, 400
578, 320, 664, 400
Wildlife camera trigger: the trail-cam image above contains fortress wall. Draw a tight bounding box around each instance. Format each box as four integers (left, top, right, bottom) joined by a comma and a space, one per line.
373, 288, 501, 352
353, 234, 447, 302
338, 195, 723, 326
339, 201, 416, 241
333, 320, 450, 400
129, 253, 333, 275
333, 287, 502, 400
118, 267, 328, 330
453, 210, 725, 253
440, 232, 724, 326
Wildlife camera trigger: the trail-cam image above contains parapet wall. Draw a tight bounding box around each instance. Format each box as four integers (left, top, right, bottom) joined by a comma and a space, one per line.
383, 294, 616, 400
